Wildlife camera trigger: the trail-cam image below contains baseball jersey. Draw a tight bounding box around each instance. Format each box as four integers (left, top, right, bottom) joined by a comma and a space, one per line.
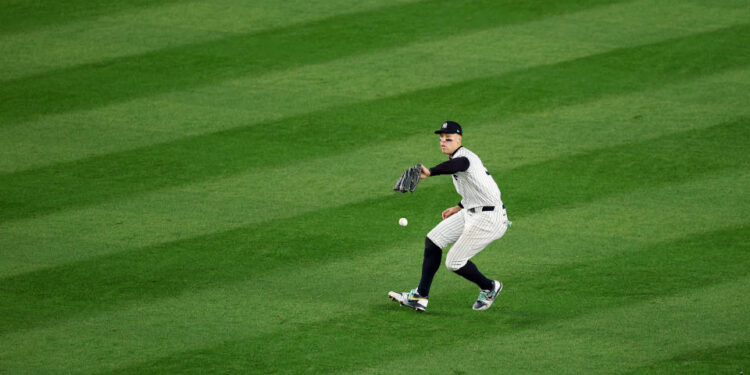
431, 147, 502, 209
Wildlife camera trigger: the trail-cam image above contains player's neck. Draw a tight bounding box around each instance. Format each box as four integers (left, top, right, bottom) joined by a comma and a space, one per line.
449, 146, 463, 158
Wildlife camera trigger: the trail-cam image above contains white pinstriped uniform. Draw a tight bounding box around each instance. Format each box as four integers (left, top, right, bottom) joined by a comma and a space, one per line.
427, 147, 510, 270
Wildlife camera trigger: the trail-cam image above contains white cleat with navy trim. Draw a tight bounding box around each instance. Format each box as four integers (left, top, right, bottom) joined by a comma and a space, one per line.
388, 288, 428, 312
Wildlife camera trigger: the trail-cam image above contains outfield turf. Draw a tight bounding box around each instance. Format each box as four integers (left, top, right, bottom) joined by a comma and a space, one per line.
1, 0, 748, 373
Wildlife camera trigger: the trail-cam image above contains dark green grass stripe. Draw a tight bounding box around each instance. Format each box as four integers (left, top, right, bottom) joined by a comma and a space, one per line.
0, 119, 746, 333
0, 0, 623, 124
619, 342, 750, 375
501, 117, 750, 216
499, 227, 750, 328
0, 0, 184, 35
103, 226, 750, 374
1, 25, 747, 223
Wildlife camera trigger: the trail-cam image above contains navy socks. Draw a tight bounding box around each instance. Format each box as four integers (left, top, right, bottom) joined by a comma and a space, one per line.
454, 261, 494, 291
417, 238, 494, 297
417, 238, 442, 297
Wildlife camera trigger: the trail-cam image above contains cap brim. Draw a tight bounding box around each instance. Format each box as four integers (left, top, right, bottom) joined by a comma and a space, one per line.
434, 129, 460, 134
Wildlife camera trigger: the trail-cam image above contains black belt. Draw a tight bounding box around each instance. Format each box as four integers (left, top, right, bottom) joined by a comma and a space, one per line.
468, 205, 504, 213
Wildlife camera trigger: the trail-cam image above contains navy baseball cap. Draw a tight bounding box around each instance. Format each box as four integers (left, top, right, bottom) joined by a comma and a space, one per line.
434, 121, 462, 135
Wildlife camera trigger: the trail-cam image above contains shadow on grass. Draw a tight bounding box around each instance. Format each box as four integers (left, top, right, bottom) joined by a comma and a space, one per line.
619, 341, 750, 375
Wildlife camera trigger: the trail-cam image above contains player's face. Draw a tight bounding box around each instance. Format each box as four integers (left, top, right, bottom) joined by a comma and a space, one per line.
439, 133, 462, 155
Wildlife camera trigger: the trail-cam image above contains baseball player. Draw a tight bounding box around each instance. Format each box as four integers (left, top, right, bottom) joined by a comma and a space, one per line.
389, 121, 510, 311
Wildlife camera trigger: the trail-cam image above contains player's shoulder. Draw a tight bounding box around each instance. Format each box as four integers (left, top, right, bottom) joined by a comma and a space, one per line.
453, 146, 477, 159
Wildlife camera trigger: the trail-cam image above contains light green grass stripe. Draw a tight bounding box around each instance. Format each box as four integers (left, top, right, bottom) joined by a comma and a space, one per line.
1, 0, 746, 172
2, 217, 744, 374
495, 169, 749, 267
0, 0, 183, 35
0, 0, 421, 81
0, 69, 745, 277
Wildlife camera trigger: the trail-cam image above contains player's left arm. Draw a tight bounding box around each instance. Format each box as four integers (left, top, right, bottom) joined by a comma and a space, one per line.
420, 164, 431, 179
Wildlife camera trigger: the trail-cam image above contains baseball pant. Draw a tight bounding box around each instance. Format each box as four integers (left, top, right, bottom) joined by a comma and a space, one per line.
427, 207, 509, 271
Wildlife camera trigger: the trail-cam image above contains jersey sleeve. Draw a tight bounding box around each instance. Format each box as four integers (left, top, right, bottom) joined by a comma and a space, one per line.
429, 157, 470, 176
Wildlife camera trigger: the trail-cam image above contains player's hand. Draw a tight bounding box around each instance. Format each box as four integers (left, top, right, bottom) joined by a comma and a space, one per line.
420, 164, 431, 179
442, 205, 461, 220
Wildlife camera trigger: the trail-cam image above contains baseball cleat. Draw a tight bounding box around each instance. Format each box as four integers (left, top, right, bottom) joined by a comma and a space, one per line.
388, 288, 428, 312
472, 280, 502, 311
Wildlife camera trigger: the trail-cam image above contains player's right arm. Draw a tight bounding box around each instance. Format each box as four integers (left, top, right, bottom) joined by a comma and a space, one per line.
442, 205, 462, 220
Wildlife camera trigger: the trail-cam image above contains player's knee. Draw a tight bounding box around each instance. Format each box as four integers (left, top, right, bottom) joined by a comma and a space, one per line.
426, 233, 446, 250
445, 256, 466, 271
424, 237, 442, 258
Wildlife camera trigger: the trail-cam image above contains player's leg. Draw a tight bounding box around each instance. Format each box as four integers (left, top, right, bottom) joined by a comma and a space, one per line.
418, 210, 465, 296
416, 237, 442, 297
445, 210, 507, 274
388, 210, 464, 311
454, 260, 494, 290
445, 210, 509, 309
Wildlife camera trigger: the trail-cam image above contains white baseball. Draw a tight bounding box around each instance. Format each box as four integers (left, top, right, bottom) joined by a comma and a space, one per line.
399, 218, 408, 226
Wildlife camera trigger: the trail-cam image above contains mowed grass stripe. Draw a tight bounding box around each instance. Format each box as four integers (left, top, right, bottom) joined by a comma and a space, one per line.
1, 69, 744, 277
514, 169, 749, 248
92, 227, 749, 374
494, 225, 750, 328
0, 0, 623, 124
505, 117, 749, 215
0, 0, 421, 80
3, 0, 743, 172
1, 25, 747, 223
1, 118, 746, 333
0, 0, 183, 35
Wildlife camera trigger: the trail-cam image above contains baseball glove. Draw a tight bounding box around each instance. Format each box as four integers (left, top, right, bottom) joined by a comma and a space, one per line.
393, 164, 423, 193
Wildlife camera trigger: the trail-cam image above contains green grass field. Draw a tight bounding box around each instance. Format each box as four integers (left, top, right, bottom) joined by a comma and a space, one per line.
1, 0, 748, 373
